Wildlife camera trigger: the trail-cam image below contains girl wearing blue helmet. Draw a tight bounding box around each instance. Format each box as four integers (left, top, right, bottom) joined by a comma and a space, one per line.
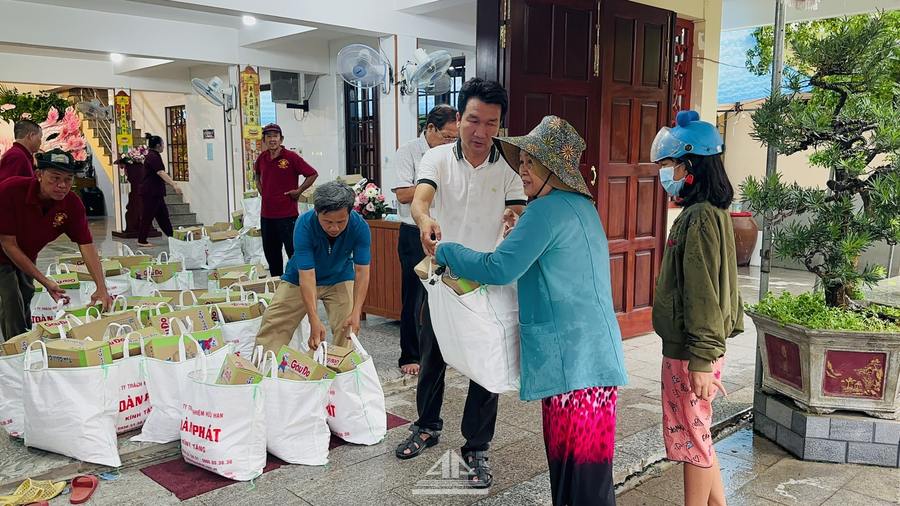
650, 110, 744, 506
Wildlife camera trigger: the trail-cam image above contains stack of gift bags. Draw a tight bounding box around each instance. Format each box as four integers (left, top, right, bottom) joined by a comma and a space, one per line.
168, 218, 269, 273
0, 276, 383, 482
181, 333, 386, 481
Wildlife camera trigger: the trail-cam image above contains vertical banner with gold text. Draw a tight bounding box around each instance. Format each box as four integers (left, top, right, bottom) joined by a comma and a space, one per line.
239, 66, 263, 191
114, 89, 134, 185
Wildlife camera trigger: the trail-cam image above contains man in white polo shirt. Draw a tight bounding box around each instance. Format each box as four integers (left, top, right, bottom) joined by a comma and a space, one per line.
391, 104, 458, 377
394, 78, 526, 489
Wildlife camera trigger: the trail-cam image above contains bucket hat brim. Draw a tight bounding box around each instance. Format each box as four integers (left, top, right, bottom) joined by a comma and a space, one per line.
492, 116, 591, 199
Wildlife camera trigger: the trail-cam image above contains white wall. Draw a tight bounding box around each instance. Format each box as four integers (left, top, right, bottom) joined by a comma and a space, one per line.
182, 65, 236, 224
131, 91, 188, 142
259, 66, 342, 184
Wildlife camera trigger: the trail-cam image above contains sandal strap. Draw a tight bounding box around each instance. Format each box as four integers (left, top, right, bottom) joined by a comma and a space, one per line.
464, 451, 491, 471
399, 426, 439, 450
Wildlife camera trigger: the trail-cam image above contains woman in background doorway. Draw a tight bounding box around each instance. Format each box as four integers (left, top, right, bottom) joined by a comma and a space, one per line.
137, 134, 181, 247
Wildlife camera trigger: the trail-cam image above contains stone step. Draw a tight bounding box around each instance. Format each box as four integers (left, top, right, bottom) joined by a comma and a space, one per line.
164, 193, 184, 205
167, 203, 190, 215
170, 213, 199, 227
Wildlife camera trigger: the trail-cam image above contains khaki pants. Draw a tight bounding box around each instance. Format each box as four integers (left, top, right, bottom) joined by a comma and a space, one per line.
255, 281, 354, 353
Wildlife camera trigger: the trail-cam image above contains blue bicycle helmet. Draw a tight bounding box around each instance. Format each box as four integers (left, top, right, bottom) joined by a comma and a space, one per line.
650, 110, 724, 163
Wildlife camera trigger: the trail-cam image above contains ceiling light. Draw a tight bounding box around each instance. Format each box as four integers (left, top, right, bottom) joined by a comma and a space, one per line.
242, 15, 257, 26
109, 53, 124, 63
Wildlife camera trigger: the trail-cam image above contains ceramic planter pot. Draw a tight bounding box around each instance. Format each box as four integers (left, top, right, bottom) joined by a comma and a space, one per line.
731, 212, 758, 267
750, 312, 900, 419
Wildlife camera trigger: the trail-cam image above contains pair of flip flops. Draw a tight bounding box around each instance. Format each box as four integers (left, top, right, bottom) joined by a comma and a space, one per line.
0, 478, 65, 506
0, 475, 97, 506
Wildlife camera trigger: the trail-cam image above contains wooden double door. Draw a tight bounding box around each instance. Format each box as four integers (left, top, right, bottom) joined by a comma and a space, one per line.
500, 0, 673, 337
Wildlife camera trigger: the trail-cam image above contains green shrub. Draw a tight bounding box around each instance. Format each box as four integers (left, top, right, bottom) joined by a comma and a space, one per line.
749, 292, 900, 332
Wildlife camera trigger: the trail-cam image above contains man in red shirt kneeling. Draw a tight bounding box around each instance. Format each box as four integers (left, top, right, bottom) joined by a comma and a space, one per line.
0, 149, 114, 339
253, 123, 318, 277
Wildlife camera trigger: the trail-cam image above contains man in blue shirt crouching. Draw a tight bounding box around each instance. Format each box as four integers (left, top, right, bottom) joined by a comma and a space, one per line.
255, 180, 371, 352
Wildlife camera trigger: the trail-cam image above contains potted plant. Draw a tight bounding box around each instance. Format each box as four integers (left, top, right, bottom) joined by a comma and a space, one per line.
741, 12, 900, 418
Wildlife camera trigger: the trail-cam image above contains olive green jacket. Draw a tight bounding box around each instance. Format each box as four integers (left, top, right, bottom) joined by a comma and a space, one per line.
652, 201, 744, 372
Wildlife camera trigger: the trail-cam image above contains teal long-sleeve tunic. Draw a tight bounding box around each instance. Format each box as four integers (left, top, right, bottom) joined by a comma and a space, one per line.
435, 189, 628, 401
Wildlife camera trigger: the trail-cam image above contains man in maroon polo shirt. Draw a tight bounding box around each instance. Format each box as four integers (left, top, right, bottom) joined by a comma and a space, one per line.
253, 123, 318, 276
0, 120, 42, 182
0, 149, 113, 339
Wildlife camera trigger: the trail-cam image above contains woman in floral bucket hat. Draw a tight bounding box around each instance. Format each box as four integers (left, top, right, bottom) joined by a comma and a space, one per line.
434, 115, 627, 505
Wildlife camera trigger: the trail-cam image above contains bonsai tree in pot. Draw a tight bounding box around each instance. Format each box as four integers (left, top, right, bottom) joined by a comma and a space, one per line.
740, 12, 900, 418
743, 11, 900, 308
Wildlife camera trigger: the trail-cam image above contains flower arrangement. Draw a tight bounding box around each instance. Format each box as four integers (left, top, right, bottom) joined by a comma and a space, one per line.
352, 181, 388, 220
39, 106, 88, 162
114, 145, 150, 165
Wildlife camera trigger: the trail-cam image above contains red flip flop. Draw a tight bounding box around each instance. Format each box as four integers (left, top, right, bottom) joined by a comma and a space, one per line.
69, 475, 98, 504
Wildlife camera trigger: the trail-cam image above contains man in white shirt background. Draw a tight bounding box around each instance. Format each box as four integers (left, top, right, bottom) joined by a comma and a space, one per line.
395, 78, 526, 490
390, 104, 458, 376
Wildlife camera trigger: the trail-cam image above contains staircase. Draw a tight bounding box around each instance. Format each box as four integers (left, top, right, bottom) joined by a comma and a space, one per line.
165, 184, 200, 228
57, 87, 201, 228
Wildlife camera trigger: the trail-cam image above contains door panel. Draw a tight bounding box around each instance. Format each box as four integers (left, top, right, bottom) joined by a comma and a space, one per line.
506, 0, 598, 192
505, 0, 672, 338
598, 0, 672, 337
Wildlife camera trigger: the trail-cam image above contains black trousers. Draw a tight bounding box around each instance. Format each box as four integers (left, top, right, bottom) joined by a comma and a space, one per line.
0, 264, 34, 340
397, 223, 424, 366
260, 216, 297, 277
415, 298, 499, 452
138, 194, 173, 243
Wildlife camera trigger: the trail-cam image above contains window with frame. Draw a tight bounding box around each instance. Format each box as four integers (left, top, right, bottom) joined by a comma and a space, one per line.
417, 56, 466, 131
259, 84, 277, 126
165, 105, 189, 181
343, 82, 380, 186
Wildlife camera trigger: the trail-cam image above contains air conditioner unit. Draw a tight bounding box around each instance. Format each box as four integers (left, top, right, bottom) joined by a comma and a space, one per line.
270, 70, 309, 111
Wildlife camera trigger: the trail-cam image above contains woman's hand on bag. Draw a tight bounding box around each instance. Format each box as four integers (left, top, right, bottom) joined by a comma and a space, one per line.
689, 370, 727, 401
342, 312, 361, 337
307, 319, 327, 351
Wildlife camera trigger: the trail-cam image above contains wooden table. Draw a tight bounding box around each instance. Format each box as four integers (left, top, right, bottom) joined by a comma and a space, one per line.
362, 219, 402, 320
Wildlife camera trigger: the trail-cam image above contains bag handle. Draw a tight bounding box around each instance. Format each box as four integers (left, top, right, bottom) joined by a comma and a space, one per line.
120, 244, 136, 257
85, 305, 102, 321
166, 316, 194, 336
179, 290, 199, 308
265, 278, 277, 295
225, 284, 244, 303
264, 350, 278, 379
102, 322, 131, 341
50, 299, 67, 320
243, 291, 259, 303
110, 295, 129, 313
209, 303, 224, 324
64, 313, 85, 327
24, 341, 48, 371
122, 331, 141, 359
250, 344, 264, 368
347, 332, 370, 359
157, 251, 169, 264
149, 289, 162, 297
189, 335, 208, 377
313, 341, 328, 365
185, 230, 194, 241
